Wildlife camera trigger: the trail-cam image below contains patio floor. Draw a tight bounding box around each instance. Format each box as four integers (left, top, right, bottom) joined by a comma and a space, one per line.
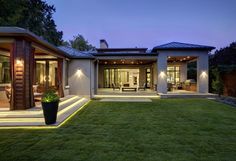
95, 88, 216, 99
0, 95, 90, 127
95, 88, 159, 98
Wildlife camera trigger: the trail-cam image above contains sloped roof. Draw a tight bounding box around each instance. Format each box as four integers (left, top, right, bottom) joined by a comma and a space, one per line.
152, 42, 215, 52
58, 46, 95, 59
0, 27, 69, 58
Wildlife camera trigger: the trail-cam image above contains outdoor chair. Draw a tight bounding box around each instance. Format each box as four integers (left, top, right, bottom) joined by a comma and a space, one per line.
4, 86, 11, 102
112, 83, 120, 90
138, 83, 146, 91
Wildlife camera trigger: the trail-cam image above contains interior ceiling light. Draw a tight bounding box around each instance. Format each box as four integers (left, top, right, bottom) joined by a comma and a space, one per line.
187, 56, 190, 59
168, 56, 171, 59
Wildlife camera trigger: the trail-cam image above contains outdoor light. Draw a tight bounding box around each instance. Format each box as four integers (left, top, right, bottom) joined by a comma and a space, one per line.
200, 71, 207, 78
168, 56, 171, 59
187, 56, 190, 59
16, 58, 23, 65
77, 69, 82, 77
159, 71, 166, 79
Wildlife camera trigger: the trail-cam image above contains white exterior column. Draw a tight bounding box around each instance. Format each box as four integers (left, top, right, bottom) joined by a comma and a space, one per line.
157, 54, 167, 94
94, 60, 99, 94
197, 54, 209, 93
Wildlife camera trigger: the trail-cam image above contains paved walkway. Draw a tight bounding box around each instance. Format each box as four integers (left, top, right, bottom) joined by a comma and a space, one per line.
0, 95, 90, 128
100, 98, 152, 102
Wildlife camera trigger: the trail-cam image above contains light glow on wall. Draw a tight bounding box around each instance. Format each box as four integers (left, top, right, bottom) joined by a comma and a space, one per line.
200, 71, 207, 78
159, 71, 166, 79
76, 69, 82, 77
16, 59, 23, 65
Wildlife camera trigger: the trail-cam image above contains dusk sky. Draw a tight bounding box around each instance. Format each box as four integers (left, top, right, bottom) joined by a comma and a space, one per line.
46, 0, 236, 50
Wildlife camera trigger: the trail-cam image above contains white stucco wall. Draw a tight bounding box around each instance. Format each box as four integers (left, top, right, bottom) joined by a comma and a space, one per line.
156, 50, 209, 93
68, 59, 95, 98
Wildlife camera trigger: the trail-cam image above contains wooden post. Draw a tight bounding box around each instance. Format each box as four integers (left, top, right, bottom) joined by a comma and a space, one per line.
10, 39, 34, 110
57, 58, 64, 97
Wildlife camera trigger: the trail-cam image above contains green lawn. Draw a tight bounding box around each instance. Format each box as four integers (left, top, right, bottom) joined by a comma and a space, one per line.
0, 99, 236, 161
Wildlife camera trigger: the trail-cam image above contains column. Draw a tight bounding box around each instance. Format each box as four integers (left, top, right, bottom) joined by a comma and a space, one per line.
197, 54, 209, 93
10, 39, 34, 110
94, 60, 99, 94
157, 54, 167, 94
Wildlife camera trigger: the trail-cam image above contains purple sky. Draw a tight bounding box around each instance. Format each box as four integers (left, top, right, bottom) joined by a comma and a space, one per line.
46, 0, 236, 50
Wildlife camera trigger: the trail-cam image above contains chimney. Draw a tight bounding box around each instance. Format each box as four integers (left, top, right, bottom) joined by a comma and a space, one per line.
100, 39, 109, 48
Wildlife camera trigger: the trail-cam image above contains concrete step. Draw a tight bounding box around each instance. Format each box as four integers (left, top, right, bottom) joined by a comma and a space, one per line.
0, 97, 89, 127
159, 93, 217, 99
0, 97, 90, 127
0, 95, 82, 118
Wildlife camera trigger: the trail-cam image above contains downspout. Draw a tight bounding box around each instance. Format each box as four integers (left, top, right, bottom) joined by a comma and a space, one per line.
89, 60, 92, 98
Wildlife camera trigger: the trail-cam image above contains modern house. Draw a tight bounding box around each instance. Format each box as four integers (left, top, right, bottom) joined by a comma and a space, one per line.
0, 27, 215, 110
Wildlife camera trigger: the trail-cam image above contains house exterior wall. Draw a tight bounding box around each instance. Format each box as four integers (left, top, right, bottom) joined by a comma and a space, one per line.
156, 50, 209, 93
98, 64, 155, 88
68, 59, 94, 98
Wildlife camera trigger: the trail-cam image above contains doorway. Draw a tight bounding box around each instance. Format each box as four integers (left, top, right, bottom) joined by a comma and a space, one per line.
35, 60, 58, 90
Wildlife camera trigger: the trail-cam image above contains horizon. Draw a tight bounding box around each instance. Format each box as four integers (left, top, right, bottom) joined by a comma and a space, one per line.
46, 0, 236, 51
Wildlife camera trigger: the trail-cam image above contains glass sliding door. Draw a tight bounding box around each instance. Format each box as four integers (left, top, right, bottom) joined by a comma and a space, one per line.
0, 55, 10, 84
167, 66, 180, 84
35, 60, 58, 90
103, 68, 139, 88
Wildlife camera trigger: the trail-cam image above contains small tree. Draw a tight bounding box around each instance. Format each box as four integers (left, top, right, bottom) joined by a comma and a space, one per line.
64, 34, 95, 51
211, 68, 224, 97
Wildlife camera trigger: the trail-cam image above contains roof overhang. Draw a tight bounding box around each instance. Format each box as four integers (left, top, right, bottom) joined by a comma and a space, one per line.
0, 27, 69, 58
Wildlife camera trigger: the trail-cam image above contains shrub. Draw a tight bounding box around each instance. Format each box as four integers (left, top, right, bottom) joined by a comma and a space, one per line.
211, 68, 224, 97
41, 89, 60, 103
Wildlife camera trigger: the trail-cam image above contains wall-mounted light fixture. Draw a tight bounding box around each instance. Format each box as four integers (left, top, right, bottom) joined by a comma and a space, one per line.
16, 58, 23, 66
77, 69, 82, 77
200, 71, 207, 78
159, 71, 166, 79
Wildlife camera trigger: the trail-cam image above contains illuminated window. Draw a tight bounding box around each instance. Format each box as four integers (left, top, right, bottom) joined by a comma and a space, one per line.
167, 66, 180, 84
0, 55, 11, 84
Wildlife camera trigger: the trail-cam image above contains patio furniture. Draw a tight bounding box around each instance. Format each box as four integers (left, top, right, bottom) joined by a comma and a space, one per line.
122, 87, 137, 92
183, 79, 197, 91
33, 85, 43, 102
138, 83, 146, 91
4, 86, 11, 102
112, 83, 120, 91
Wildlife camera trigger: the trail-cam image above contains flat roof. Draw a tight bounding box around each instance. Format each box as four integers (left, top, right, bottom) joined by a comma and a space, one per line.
97, 48, 148, 52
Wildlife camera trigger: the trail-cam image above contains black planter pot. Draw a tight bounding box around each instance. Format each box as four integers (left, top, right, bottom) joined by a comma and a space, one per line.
42, 101, 59, 125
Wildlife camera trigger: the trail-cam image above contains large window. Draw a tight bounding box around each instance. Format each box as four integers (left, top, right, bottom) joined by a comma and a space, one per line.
0, 55, 10, 84
104, 68, 139, 88
167, 66, 180, 84
146, 68, 151, 88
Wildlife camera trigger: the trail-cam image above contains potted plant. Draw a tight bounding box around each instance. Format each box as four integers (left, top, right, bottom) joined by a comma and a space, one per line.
41, 89, 60, 125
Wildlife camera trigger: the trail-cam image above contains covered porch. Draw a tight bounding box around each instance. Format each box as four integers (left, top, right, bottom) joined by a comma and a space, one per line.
0, 27, 67, 110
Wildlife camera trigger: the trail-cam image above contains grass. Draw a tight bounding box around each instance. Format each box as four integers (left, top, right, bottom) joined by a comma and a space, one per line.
0, 99, 236, 161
